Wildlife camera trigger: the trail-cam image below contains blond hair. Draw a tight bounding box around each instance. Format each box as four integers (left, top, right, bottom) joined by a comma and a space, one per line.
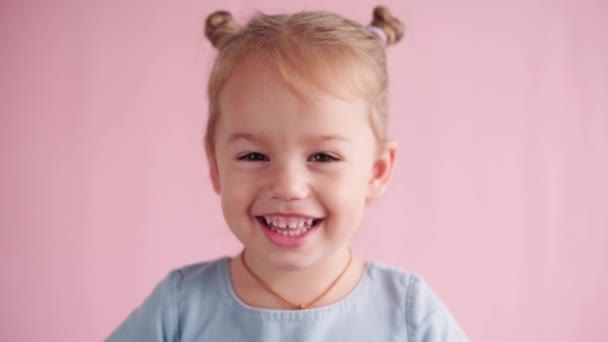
204, 6, 404, 148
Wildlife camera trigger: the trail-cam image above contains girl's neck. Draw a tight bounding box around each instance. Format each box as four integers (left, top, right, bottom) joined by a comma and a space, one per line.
230, 247, 366, 310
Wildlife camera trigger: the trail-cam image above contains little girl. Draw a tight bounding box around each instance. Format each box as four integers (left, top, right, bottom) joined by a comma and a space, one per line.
108, 6, 467, 341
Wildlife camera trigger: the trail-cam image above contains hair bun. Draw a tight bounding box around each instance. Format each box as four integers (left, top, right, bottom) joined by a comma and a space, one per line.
370, 6, 404, 45
205, 10, 240, 48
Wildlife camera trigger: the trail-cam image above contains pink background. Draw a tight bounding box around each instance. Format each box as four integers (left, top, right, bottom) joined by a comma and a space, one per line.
1, 0, 607, 341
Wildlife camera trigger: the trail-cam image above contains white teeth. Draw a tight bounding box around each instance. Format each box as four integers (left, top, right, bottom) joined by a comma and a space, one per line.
261, 215, 319, 235
274, 226, 310, 237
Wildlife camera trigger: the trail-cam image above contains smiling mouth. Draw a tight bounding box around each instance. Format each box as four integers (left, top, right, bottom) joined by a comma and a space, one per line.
255, 216, 323, 237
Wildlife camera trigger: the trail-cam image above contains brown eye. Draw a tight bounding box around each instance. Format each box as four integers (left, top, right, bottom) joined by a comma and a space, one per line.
238, 152, 269, 161
308, 153, 339, 162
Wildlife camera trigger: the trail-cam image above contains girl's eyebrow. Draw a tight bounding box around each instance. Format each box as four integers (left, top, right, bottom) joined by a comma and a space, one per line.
313, 135, 352, 144
227, 133, 259, 144
227, 133, 352, 144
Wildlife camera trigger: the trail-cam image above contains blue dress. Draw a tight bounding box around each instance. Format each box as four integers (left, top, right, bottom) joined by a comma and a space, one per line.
107, 257, 468, 341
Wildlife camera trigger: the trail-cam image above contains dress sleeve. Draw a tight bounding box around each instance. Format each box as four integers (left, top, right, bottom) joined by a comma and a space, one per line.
106, 270, 180, 342
405, 275, 468, 342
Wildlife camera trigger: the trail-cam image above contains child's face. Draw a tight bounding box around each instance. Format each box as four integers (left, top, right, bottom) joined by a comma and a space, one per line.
206, 55, 396, 270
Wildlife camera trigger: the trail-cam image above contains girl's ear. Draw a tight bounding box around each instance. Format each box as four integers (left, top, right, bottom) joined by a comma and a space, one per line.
367, 140, 398, 201
205, 143, 221, 194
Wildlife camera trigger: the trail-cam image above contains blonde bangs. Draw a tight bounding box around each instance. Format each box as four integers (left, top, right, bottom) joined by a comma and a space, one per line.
272, 41, 380, 105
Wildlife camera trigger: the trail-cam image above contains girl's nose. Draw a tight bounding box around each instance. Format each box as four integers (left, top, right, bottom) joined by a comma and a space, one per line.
269, 161, 309, 201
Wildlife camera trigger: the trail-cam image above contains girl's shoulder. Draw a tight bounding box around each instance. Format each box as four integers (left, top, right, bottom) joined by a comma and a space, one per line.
365, 259, 420, 279
173, 256, 230, 281
166, 256, 232, 296
364, 259, 424, 296
365, 259, 447, 311
365, 259, 468, 341
107, 257, 232, 341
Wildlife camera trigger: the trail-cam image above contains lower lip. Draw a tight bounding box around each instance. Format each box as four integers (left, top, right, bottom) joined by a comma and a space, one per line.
259, 220, 320, 248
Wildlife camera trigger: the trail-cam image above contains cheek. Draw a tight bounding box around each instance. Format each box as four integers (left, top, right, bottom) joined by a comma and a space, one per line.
320, 169, 369, 219
219, 168, 259, 216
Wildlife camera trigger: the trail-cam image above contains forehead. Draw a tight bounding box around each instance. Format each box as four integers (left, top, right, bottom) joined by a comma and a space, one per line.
217, 55, 373, 140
